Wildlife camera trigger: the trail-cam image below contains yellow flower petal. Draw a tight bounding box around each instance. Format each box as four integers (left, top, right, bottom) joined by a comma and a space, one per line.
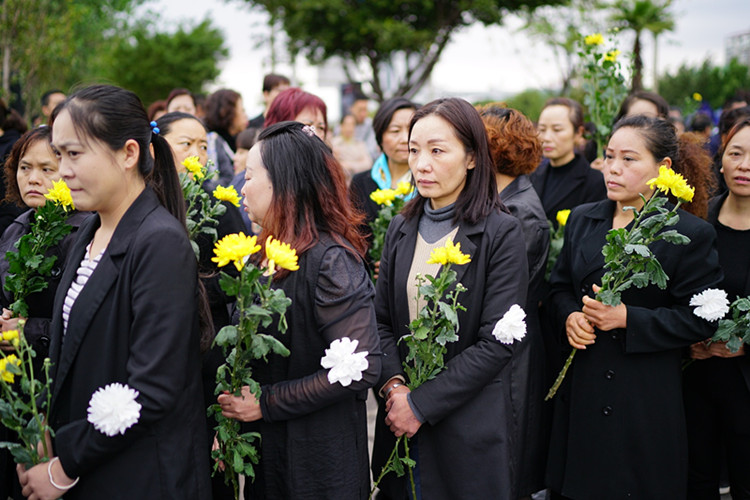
603, 49, 621, 62
265, 236, 299, 272
182, 156, 205, 180
213, 185, 241, 207
369, 189, 397, 206
693, 93, 703, 102
426, 240, 471, 266
584, 33, 604, 46
44, 179, 74, 210
556, 209, 571, 227
211, 233, 261, 272
395, 181, 413, 196
647, 166, 695, 203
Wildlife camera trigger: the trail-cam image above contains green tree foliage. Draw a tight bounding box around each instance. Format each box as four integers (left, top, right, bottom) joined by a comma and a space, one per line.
657, 59, 750, 110
503, 88, 554, 122
101, 18, 228, 106
243, 0, 566, 101
609, 0, 674, 91
0, 0, 141, 120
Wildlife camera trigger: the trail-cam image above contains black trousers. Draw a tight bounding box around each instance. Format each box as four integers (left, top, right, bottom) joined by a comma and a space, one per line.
683, 357, 750, 500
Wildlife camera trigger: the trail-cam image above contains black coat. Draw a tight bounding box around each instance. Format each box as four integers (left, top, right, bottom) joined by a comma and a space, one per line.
545, 199, 723, 499
530, 154, 606, 224
372, 210, 529, 500
500, 175, 550, 496
47, 187, 211, 499
245, 234, 381, 500
0, 209, 89, 358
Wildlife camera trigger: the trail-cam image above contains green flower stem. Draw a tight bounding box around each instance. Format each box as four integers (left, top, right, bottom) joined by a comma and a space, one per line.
545, 349, 576, 400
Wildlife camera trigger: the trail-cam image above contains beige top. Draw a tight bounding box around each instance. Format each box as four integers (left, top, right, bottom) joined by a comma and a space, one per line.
406, 227, 460, 322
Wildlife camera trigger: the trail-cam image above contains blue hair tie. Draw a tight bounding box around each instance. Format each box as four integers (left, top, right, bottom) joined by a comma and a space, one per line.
150, 121, 160, 135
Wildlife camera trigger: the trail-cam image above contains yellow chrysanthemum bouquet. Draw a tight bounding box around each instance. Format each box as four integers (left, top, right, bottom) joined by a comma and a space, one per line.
369, 181, 413, 279
580, 32, 630, 159
0, 321, 54, 468
209, 233, 298, 499
546, 167, 695, 399
180, 156, 241, 259
5, 179, 74, 319
371, 240, 470, 499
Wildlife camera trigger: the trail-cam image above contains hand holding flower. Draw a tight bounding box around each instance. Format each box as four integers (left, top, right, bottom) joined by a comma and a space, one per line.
384, 391, 421, 438
582, 285, 628, 332
566, 312, 596, 349
18, 456, 75, 500
218, 386, 262, 422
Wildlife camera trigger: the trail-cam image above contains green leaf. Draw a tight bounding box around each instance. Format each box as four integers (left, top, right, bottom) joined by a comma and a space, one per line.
624, 244, 650, 257
658, 230, 690, 245
214, 326, 238, 347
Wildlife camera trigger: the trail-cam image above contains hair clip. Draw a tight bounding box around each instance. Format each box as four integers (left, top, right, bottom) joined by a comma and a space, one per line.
150, 121, 160, 135
301, 125, 315, 137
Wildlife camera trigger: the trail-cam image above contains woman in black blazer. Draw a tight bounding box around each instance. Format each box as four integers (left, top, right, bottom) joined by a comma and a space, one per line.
17, 85, 210, 499
216, 121, 381, 499
684, 118, 750, 499
372, 98, 529, 499
546, 115, 723, 499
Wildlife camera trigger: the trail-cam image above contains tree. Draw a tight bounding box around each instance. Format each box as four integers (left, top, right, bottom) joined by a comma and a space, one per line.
242, 0, 566, 101
0, 0, 142, 120
609, 0, 674, 91
657, 59, 750, 110
520, 0, 608, 94
101, 18, 228, 106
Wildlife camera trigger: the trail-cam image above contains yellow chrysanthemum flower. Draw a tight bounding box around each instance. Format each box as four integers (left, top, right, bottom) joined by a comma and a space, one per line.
182, 156, 205, 180
693, 93, 703, 102
213, 185, 241, 207
647, 165, 695, 203
44, 179, 74, 210
584, 33, 604, 46
0, 354, 20, 384
370, 189, 398, 206
211, 233, 261, 272
395, 181, 413, 196
556, 209, 571, 227
427, 240, 471, 266
603, 49, 621, 62
2, 329, 19, 347
265, 236, 299, 273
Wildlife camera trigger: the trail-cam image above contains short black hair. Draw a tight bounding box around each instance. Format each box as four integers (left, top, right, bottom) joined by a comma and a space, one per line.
41, 89, 65, 107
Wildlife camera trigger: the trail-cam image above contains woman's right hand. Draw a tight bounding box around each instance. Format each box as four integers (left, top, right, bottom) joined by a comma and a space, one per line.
566, 311, 596, 349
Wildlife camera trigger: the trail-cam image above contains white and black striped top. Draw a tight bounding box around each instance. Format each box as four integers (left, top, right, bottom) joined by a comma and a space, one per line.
62, 242, 104, 335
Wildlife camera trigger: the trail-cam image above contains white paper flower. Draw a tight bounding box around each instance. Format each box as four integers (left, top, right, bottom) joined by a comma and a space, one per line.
690, 288, 730, 321
320, 337, 369, 387
492, 304, 527, 344
87, 383, 142, 437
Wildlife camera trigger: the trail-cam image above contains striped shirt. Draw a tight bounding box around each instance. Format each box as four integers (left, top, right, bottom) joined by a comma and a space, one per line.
62, 242, 104, 335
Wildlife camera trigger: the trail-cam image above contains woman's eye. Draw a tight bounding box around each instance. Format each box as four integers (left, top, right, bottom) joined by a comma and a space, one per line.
409, 148, 418, 154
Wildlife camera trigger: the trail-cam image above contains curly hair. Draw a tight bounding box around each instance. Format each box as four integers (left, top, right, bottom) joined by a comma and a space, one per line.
477, 104, 542, 177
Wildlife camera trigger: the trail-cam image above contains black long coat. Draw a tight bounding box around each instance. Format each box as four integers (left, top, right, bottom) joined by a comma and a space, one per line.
545, 199, 723, 500
47, 187, 211, 499
244, 234, 382, 500
372, 210, 529, 500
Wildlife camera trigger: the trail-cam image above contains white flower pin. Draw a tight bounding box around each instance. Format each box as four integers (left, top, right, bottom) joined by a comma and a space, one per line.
690, 288, 730, 322
492, 304, 527, 344
320, 337, 369, 387
87, 383, 142, 437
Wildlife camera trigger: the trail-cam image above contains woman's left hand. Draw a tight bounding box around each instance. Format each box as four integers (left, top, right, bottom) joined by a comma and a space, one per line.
18, 457, 73, 500
384, 390, 422, 438
582, 285, 627, 332
217, 386, 263, 422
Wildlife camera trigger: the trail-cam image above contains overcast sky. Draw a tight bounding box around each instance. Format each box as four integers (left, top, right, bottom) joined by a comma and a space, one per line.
145, 0, 750, 116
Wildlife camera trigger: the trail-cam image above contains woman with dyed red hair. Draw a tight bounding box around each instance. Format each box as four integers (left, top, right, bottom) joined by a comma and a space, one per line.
217, 121, 381, 499
264, 87, 328, 141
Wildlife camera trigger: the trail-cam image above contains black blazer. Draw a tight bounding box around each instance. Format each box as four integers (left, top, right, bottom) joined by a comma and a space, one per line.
372, 209, 529, 500
530, 154, 606, 224
545, 199, 723, 499
47, 187, 211, 499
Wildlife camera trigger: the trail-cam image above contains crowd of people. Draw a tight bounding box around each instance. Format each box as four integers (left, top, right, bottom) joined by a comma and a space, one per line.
0, 76, 748, 500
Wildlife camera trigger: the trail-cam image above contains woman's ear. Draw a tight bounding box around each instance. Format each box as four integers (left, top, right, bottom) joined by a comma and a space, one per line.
659, 157, 673, 170
121, 139, 140, 171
